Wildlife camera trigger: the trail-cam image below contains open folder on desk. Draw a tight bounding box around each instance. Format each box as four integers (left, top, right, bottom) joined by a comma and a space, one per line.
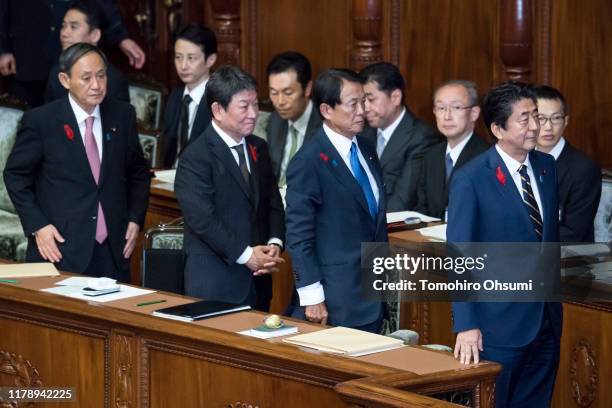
0, 263, 59, 279
283, 327, 405, 357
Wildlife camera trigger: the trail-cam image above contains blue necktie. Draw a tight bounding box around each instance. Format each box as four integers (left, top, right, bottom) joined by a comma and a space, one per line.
350, 143, 378, 221
445, 152, 453, 181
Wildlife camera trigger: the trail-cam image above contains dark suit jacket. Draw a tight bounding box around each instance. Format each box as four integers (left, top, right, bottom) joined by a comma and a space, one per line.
447, 146, 562, 347
415, 134, 489, 219
3, 97, 150, 273
162, 85, 212, 168
285, 128, 388, 327
556, 141, 602, 242
45, 62, 130, 104
174, 125, 285, 307
265, 106, 322, 179
362, 107, 442, 211
0, 0, 128, 82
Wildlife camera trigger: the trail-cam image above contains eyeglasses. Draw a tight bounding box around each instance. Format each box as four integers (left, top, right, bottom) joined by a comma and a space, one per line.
537, 114, 566, 126
433, 105, 474, 115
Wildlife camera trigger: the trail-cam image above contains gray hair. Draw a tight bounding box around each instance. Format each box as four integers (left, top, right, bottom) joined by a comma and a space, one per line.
59, 43, 108, 76
433, 80, 479, 106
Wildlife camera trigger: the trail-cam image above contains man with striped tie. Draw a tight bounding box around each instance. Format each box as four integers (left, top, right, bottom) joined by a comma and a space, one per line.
447, 81, 561, 407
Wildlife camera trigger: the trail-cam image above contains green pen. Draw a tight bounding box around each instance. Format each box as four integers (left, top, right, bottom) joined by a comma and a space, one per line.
0, 279, 19, 284
136, 299, 167, 307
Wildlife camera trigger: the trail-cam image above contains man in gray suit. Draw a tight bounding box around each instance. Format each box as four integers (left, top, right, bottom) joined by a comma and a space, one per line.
360, 62, 441, 211
265, 51, 322, 186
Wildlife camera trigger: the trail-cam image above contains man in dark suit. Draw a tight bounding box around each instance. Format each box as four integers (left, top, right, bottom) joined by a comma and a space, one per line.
286, 69, 387, 333
3, 43, 150, 282
415, 80, 489, 220
448, 81, 561, 407
162, 24, 217, 168
45, 1, 130, 103
174, 65, 285, 311
534, 85, 601, 242
0, 0, 144, 108
265, 51, 321, 185
359, 62, 441, 211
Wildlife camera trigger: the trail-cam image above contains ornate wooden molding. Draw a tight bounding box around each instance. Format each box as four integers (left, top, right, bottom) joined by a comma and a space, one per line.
570, 340, 598, 407
350, 0, 383, 71
113, 333, 135, 408
499, 0, 533, 82
226, 402, 260, 408
389, 0, 401, 66
0, 351, 43, 388
209, 0, 241, 66
534, 0, 552, 84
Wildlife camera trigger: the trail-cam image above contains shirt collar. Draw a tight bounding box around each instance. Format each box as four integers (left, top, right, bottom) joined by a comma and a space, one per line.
379, 107, 406, 142
68, 93, 101, 125
543, 136, 566, 160
495, 143, 532, 175
445, 132, 473, 164
289, 100, 313, 136
323, 123, 355, 159
212, 120, 244, 149
183, 78, 208, 104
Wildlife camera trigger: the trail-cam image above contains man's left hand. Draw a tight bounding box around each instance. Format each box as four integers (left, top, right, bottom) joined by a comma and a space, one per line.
123, 222, 140, 258
119, 39, 146, 69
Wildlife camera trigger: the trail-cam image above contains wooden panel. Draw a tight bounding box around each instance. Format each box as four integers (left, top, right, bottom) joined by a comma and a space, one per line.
0, 315, 107, 406
148, 348, 346, 407
552, 302, 611, 408
550, 0, 612, 169
250, 0, 351, 98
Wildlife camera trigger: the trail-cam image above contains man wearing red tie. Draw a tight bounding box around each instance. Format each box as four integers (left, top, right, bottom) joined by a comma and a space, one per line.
3, 43, 150, 282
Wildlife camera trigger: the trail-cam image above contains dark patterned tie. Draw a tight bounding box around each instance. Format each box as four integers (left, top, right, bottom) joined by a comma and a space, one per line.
445, 152, 453, 182
519, 164, 543, 240
232, 145, 251, 186
177, 94, 193, 155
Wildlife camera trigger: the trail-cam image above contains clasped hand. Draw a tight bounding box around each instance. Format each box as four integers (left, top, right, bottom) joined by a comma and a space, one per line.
246, 245, 284, 275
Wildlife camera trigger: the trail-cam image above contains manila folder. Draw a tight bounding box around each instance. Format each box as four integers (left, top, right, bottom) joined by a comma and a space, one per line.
0, 263, 59, 279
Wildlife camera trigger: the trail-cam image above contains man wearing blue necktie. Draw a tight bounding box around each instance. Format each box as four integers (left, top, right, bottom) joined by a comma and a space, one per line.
286, 69, 387, 333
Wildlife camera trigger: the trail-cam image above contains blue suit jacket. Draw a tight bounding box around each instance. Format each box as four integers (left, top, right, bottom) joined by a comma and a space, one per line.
447, 146, 562, 347
285, 127, 388, 327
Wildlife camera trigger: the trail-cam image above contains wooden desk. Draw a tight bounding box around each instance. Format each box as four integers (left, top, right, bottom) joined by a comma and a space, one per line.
133, 182, 295, 315
389, 230, 612, 407
0, 270, 500, 407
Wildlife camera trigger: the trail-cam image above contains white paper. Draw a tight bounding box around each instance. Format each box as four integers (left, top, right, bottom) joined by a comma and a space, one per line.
55, 277, 93, 286
155, 182, 174, 192
154, 169, 176, 184
386, 211, 440, 224
41, 284, 155, 302
561, 244, 610, 258
416, 224, 447, 241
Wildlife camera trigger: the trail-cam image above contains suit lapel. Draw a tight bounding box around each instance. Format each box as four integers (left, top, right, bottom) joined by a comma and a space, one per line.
379, 109, 413, 166
317, 131, 372, 221
58, 98, 97, 186
190, 100, 211, 140
529, 151, 552, 238
208, 129, 253, 203
98, 102, 114, 186
358, 137, 385, 225
246, 138, 260, 209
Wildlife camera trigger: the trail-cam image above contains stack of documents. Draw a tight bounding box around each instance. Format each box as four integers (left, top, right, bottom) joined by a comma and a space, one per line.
41, 277, 154, 302
283, 326, 404, 356
153, 300, 251, 322
386, 211, 440, 224
416, 224, 447, 241
238, 324, 298, 339
0, 263, 59, 278
154, 169, 176, 184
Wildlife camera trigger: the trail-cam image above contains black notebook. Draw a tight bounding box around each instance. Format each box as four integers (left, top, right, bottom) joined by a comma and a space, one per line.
152, 300, 251, 322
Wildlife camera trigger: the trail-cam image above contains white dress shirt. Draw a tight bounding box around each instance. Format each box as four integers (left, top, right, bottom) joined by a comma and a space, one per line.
68, 94, 103, 160
542, 136, 566, 160
495, 144, 543, 215
183, 78, 208, 139
446, 132, 473, 166
211, 121, 283, 265
297, 123, 380, 306
279, 100, 313, 183
376, 107, 406, 155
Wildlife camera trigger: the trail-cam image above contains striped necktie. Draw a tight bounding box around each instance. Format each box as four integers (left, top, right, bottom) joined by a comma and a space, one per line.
519, 164, 543, 240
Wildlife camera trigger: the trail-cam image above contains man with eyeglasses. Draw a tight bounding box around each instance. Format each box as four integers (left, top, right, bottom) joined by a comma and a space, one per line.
414, 80, 489, 220
359, 62, 441, 211
534, 85, 601, 242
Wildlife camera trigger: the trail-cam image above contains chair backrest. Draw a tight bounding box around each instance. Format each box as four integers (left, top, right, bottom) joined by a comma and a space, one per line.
594, 170, 612, 243
138, 127, 162, 169
142, 217, 185, 294
0, 95, 27, 214
128, 73, 166, 131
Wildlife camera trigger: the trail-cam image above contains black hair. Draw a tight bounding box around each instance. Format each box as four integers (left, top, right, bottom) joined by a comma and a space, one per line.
59, 42, 108, 76
482, 81, 537, 137
175, 23, 217, 58
66, 0, 103, 31
206, 65, 257, 111
266, 51, 312, 90
533, 85, 569, 115
312, 68, 362, 110
359, 62, 405, 104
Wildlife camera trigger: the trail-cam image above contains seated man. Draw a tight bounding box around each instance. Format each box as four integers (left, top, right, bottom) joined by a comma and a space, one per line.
174, 65, 285, 311
4, 43, 150, 282
534, 85, 601, 242
265, 51, 321, 186
162, 24, 217, 168
415, 80, 489, 219
45, 0, 129, 103
360, 62, 441, 211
